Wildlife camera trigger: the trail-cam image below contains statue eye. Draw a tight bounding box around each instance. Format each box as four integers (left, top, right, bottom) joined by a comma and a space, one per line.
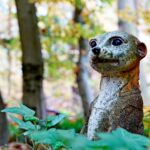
89, 39, 97, 48
112, 38, 123, 46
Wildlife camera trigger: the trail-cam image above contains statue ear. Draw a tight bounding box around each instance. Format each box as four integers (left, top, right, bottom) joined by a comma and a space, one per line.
137, 42, 147, 58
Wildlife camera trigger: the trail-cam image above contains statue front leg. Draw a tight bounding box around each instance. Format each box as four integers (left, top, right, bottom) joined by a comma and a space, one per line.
87, 108, 109, 140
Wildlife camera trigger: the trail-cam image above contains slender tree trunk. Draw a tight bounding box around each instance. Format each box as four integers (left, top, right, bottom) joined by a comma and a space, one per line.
0, 92, 9, 146
74, 5, 93, 118
118, 0, 138, 36
15, 0, 46, 118
7, 49, 11, 97
7, 2, 12, 97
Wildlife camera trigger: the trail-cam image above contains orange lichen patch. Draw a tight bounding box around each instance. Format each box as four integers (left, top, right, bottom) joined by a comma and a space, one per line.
122, 66, 140, 92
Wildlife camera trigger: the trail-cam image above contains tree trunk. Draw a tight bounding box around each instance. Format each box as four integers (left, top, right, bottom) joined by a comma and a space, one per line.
7, 2, 12, 97
74, 5, 93, 118
0, 92, 9, 146
15, 0, 46, 118
118, 0, 138, 36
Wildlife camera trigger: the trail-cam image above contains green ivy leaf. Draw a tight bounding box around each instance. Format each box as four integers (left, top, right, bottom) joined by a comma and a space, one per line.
23, 130, 34, 136
30, 128, 58, 145
46, 114, 66, 127
1, 104, 35, 117
30, 128, 96, 150
53, 141, 65, 150
97, 128, 150, 150
24, 115, 39, 122
11, 116, 38, 131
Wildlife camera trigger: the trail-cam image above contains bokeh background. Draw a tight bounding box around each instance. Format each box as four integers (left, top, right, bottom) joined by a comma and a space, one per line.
0, 0, 150, 145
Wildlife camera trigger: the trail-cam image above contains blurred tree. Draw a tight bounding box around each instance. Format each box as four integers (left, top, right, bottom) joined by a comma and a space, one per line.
73, 0, 93, 118
118, 0, 138, 36
139, 0, 150, 103
21, 0, 112, 118
15, 0, 46, 118
141, 0, 150, 32
0, 92, 9, 146
28, 0, 111, 117
7, 1, 13, 97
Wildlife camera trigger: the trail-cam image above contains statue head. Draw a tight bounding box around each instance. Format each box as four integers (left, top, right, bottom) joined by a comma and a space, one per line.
88, 31, 147, 74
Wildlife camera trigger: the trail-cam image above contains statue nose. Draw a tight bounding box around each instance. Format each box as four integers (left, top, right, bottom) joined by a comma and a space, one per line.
92, 47, 101, 55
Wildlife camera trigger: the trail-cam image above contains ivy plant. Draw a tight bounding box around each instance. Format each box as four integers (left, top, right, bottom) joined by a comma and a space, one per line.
1, 104, 150, 150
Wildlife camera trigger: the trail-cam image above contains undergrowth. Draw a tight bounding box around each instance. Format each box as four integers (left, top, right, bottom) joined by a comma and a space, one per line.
1, 104, 150, 150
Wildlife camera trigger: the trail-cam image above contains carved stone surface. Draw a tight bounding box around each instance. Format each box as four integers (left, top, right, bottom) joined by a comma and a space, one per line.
84, 31, 147, 140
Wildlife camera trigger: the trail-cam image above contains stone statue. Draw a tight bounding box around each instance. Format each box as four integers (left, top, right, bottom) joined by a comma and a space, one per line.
83, 31, 147, 140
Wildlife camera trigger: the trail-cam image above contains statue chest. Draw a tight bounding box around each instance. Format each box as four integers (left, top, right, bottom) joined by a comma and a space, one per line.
93, 86, 143, 111
93, 78, 123, 110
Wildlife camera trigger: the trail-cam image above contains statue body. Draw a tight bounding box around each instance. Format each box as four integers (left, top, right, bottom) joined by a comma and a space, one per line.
85, 31, 147, 140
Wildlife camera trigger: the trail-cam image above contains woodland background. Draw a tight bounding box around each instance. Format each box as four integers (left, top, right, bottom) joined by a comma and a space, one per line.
0, 0, 150, 146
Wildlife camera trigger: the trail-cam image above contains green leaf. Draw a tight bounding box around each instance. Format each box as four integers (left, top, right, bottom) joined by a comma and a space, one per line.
46, 115, 55, 122
30, 128, 96, 150
67, 133, 91, 150
46, 114, 65, 127
24, 115, 39, 122
30, 128, 58, 145
1, 104, 35, 117
30, 127, 149, 150
23, 130, 34, 136
97, 128, 150, 150
11, 116, 37, 131
20, 104, 35, 116
31, 129, 76, 149
53, 141, 65, 150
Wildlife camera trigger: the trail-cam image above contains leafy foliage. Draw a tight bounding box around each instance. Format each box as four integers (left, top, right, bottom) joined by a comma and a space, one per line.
97, 128, 150, 150
1, 104, 35, 116
1, 105, 150, 150
57, 116, 84, 132
2, 104, 65, 134
8, 123, 21, 141
36, 0, 108, 79
46, 114, 65, 127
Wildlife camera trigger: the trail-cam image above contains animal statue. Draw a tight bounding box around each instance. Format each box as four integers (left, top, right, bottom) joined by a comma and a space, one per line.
83, 31, 147, 140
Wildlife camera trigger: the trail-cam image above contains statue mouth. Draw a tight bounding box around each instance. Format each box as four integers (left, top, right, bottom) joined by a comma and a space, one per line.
92, 57, 119, 64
